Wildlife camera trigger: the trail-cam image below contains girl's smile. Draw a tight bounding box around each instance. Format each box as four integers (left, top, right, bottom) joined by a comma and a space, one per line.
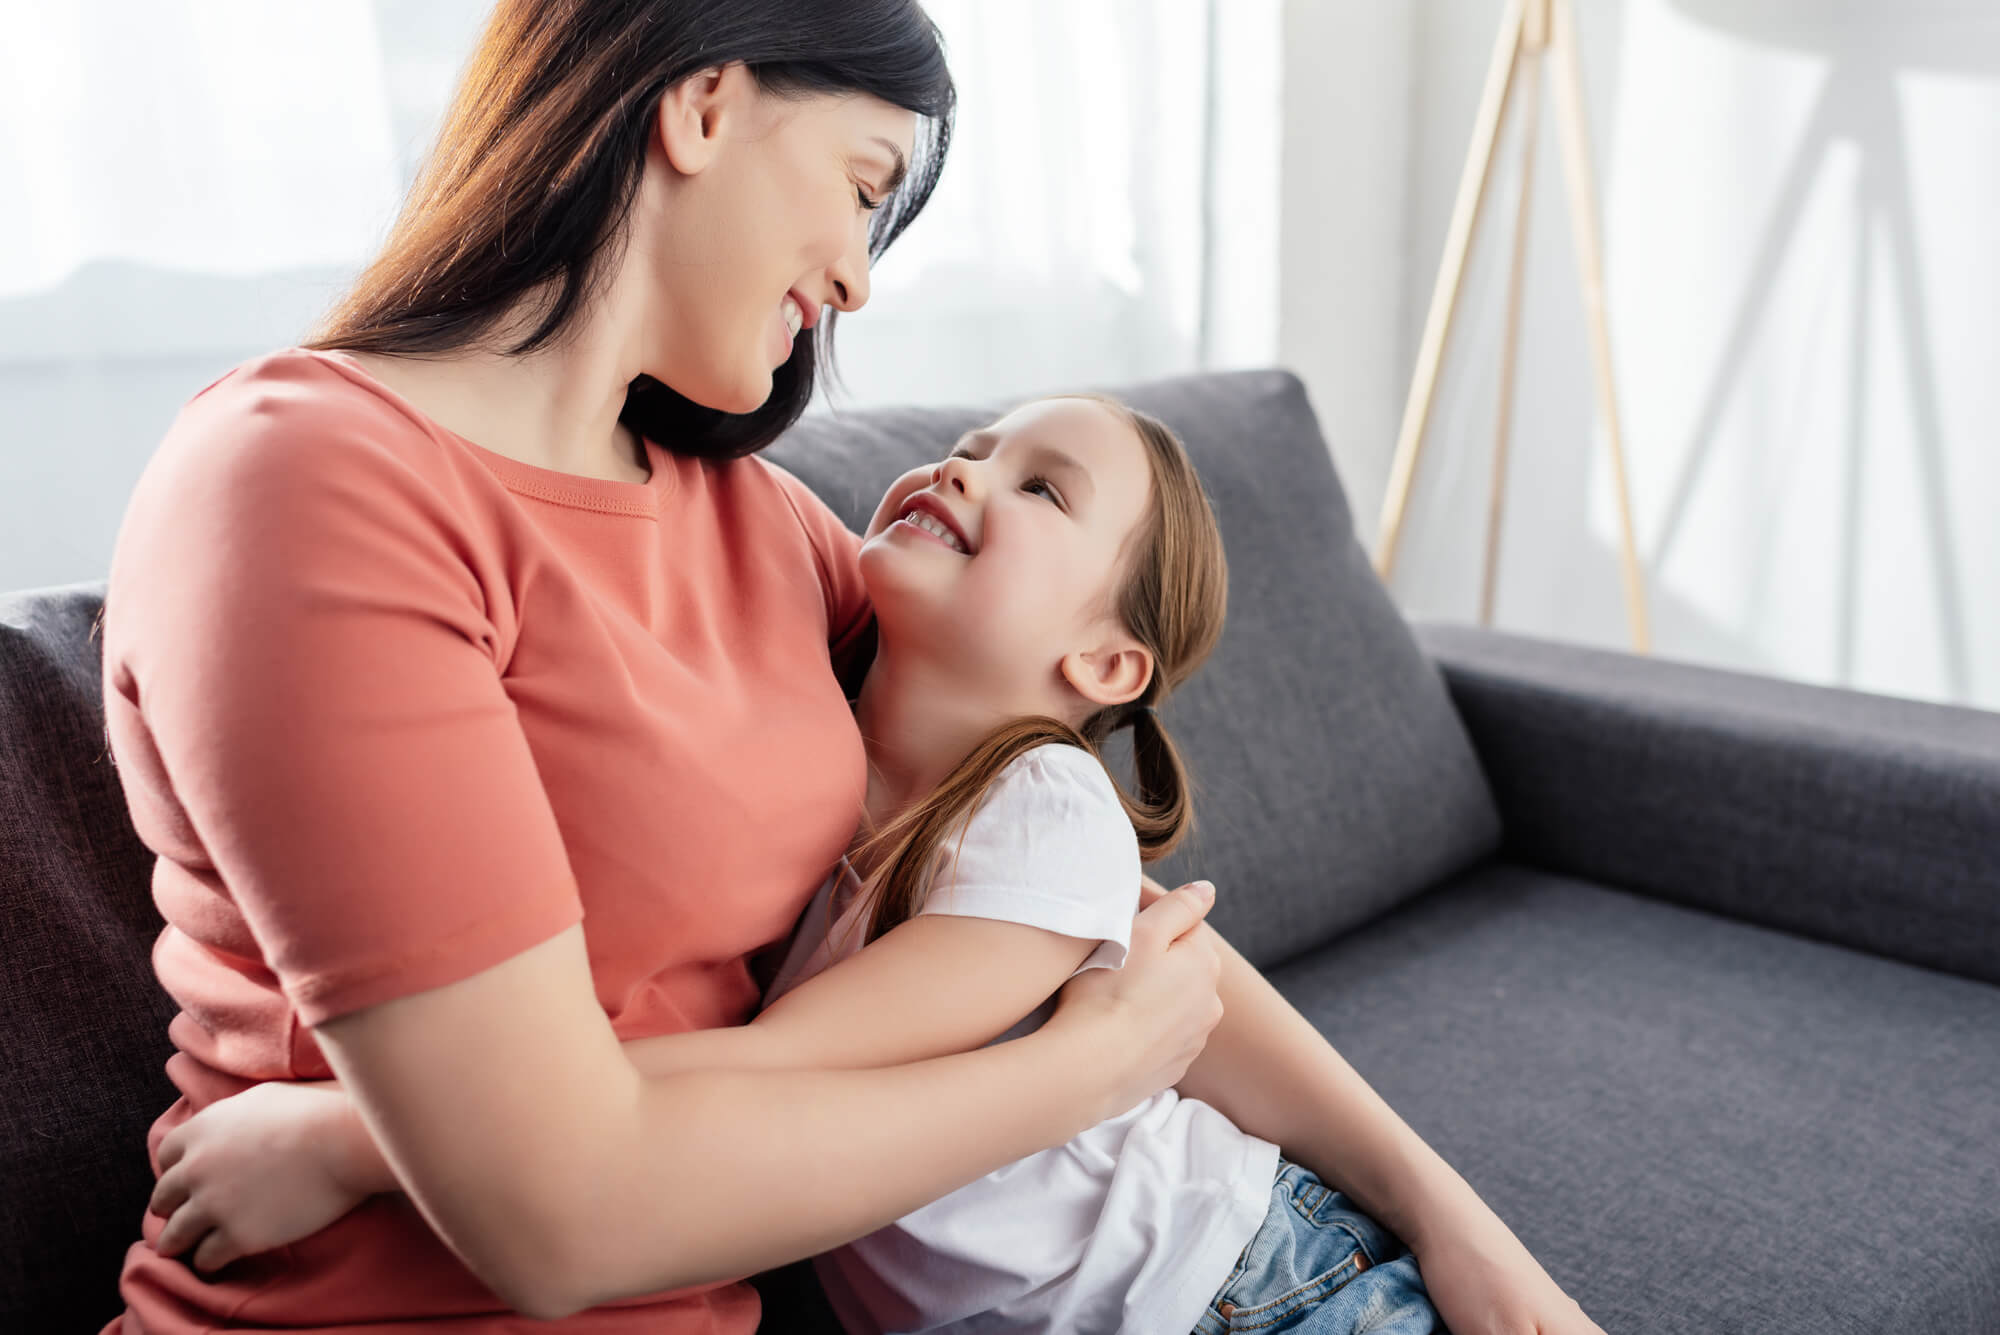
889, 491, 973, 553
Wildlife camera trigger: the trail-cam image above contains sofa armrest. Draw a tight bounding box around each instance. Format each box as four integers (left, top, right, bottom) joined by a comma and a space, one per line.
1412, 621, 2000, 986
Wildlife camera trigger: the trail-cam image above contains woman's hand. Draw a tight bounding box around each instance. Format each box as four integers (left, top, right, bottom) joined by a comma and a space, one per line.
1049, 879, 1222, 1120
1414, 1211, 1606, 1335
149, 1080, 384, 1273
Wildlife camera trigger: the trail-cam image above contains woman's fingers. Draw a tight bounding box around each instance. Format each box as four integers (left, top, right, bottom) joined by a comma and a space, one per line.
1127, 880, 1214, 953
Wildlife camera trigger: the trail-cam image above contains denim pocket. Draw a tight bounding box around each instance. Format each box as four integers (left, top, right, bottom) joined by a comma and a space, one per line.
1205, 1166, 1377, 1331
1284, 1174, 1378, 1256
1215, 1249, 1368, 1330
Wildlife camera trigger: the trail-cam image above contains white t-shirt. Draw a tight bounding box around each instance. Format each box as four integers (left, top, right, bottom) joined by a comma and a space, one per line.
763, 743, 1280, 1335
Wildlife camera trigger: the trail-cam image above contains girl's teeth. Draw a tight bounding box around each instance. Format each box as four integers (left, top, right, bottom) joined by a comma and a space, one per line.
782, 296, 803, 338
903, 511, 964, 552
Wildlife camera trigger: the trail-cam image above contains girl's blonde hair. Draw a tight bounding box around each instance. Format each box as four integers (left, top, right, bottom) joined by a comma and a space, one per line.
855, 395, 1228, 945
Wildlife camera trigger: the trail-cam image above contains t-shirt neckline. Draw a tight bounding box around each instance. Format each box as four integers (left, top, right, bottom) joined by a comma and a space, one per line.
307, 347, 674, 517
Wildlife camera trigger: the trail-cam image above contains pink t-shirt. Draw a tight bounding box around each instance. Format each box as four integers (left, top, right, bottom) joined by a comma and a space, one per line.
100, 349, 871, 1333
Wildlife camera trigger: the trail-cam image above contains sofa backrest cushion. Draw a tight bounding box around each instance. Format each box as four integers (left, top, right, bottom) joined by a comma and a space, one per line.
0, 584, 176, 1333
766, 369, 1501, 969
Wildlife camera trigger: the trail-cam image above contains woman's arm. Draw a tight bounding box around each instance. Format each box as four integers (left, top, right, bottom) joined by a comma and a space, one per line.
151, 891, 1179, 1276
299, 888, 1218, 1319
1151, 878, 1603, 1335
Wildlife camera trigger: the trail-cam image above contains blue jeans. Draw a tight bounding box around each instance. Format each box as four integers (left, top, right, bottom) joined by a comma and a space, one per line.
1191, 1161, 1443, 1334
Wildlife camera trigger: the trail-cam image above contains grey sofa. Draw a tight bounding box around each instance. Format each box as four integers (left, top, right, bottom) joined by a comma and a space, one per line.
5, 369, 1997, 1333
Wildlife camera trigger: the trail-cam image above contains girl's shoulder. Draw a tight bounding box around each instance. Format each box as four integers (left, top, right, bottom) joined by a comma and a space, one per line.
979, 743, 1129, 836
930, 741, 1140, 923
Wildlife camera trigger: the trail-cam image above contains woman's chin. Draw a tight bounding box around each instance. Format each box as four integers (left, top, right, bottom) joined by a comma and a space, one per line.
715, 373, 775, 416
655, 365, 773, 417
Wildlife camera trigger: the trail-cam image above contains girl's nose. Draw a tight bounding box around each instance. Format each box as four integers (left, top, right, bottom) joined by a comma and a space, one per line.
934, 455, 979, 498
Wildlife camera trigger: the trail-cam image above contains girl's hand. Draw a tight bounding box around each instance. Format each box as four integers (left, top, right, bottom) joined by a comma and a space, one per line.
149, 1080, 382, 1273
1415, 1213, 1607, 1335
1051, 880, 1223, 1119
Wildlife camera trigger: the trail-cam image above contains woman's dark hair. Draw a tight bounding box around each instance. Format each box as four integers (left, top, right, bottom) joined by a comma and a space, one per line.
305, 0, 953, 460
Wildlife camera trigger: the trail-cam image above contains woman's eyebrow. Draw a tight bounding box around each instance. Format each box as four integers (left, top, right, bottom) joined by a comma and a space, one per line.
869, 138, 910, 195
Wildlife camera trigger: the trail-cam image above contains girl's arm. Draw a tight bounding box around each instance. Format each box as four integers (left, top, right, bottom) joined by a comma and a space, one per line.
152, 887, 1219, 1314
1149, 878, 1605, 1335
629, 910, 1112, 1076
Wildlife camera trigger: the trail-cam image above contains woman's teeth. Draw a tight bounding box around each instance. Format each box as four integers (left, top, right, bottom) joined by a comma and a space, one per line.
901, 510, 965, 553
782, 296, 804, 338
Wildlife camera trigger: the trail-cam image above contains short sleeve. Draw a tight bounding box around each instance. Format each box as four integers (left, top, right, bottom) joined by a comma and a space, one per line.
766, 461, 873, 669
102, 360, 582, 1025
918, 745, 1141, 973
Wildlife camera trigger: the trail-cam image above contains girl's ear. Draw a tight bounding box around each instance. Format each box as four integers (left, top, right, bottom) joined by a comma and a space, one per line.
1059, 636, 1154, 711
655, 63, 754, 176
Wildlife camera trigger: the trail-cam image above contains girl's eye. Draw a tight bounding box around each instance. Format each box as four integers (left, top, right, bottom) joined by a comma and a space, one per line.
856, 185, 883, 212
1022, 476, 1063, 507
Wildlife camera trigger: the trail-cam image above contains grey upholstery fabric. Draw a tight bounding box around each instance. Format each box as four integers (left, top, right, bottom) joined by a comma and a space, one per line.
0, 585, 176, 1333
1269, 862, 2000, 1335
1416, 622, 2000, 987
768, 372, 1501, 969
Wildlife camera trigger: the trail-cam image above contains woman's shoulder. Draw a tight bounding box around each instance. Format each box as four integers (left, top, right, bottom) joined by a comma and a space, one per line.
112, 350, 503, 622
728, 454, 856, 537
138, 348, 479, 525
163, 348, 462, 478
185, 346, 428, 429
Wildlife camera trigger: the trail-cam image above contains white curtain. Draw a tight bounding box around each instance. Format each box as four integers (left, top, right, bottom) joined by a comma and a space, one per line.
0, 2, 400, 299
0, 0, 1277, 592
828, 0, 1279, 408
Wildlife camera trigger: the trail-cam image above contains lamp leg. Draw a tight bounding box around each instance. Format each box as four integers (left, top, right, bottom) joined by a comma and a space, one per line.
1484, 0, 1548, 626
1550, 0, 1651, 652
1374, 0, 1527, 584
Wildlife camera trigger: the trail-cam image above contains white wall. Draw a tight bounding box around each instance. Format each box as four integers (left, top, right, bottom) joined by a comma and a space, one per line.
1283, 0, 2000, 710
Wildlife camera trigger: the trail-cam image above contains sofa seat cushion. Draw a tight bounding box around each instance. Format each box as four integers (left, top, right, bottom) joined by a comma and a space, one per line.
767, 370, 1500, 969
1266, 862, 2000, 1334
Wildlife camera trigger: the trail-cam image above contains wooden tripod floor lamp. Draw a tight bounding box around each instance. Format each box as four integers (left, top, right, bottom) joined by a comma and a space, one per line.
1372, 0, 1651, 652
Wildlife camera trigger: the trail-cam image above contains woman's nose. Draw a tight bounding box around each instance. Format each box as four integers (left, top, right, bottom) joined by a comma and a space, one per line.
827, 224, 873, 314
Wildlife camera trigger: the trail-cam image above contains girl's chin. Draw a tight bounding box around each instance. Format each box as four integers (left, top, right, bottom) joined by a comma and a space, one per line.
856, 558, 950, 627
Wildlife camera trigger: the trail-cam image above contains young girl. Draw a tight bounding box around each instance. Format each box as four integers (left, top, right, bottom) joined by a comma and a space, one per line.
148, 395, 1593, 1333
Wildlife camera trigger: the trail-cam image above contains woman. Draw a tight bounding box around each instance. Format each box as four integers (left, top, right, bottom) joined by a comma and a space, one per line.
106, 2, 1601, 1332
101, 3, 1223, 1331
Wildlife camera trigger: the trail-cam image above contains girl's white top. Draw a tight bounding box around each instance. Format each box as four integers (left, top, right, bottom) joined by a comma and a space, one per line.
763, 743, 1279, 1335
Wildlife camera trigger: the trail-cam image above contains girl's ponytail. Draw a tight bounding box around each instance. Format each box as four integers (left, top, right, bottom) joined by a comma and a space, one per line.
1088, 703, 1195, 863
